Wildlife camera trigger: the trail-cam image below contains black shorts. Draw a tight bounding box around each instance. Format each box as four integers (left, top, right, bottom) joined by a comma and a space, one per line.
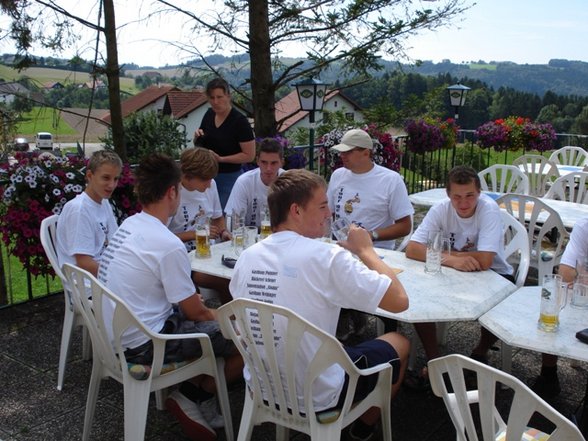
336, 338, 400, 407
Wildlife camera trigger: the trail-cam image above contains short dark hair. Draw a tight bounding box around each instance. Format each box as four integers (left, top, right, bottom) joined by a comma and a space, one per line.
134, 153, 181, 205
268, 169, 326, 227
205, 78, 230, 96
447, 165, 481, 192
257, 137, 284, 159
180, 147, 218, 180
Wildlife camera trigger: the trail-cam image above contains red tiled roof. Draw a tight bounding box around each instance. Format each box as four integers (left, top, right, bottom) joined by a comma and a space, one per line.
165, 90, 208, 118
101, 85, 179, 124
275, 89, 358, 132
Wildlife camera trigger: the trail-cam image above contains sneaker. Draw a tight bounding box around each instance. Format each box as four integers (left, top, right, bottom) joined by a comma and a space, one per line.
531, 374, 561, 399
166, 390, 217, 441
199, 396, 225, 429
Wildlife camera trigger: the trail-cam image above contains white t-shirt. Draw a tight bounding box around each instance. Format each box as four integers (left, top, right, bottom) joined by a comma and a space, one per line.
560, 216, 588, 268
98, 211, 196, 350
411, 194, 513, 275
327, 164, 414, 249
229, 230, 392, 411
56, 192, 118, 269
167, 181, 223, 251
224, 167, 285, 227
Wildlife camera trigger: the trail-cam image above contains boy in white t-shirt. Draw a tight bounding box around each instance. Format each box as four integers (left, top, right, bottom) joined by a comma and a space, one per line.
224, 137, 285, 227
230, 169, 410, 441
532, 216, 588, 398
98, 154, 242, 441
405, 166, 514, 390
168, 147, 232, 304
56, 150, 122, 276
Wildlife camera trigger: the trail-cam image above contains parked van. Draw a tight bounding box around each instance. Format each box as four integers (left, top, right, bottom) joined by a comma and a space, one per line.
35, 132, 53, 150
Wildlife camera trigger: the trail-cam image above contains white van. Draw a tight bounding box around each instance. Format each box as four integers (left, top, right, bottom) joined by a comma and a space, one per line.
35, 132, 54, 150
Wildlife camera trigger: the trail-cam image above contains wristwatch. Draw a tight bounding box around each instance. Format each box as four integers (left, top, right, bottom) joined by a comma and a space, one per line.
370, 230, 379, 241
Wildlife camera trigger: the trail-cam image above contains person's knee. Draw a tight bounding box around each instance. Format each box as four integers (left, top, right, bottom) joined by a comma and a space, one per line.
378, 332, 410, 362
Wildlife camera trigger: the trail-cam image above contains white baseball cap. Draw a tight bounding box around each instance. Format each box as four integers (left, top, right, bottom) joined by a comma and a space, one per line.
331, 129, 373, 152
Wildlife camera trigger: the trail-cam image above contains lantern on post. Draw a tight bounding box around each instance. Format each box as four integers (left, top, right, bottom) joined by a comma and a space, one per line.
447, 83, 471, 120
294, 78, 328, 171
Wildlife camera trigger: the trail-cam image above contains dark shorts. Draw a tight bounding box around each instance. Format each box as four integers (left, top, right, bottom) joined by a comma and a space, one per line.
124, 310, 234, 365
336, 338, 400, 407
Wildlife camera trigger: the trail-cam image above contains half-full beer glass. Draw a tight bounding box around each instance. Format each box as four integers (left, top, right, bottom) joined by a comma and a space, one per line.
260, 205, 272, 240
538, 274, 566, 332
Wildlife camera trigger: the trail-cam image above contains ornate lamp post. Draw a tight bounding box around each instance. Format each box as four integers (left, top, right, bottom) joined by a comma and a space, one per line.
294, 78, 328, 171
447, 83, 471, 120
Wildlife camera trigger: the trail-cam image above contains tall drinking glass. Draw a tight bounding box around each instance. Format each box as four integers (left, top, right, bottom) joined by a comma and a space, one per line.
425, 231, 450, 274
538, 274, 566, 332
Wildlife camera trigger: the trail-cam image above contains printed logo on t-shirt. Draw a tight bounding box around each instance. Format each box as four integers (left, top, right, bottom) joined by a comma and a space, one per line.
344, 193, 360, 214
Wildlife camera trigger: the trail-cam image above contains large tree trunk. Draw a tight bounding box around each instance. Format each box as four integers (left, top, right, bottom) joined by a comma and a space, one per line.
248, 0, 276, 138
103, 0, 126, 160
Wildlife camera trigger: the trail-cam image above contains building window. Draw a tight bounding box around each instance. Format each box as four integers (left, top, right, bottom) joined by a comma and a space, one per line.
334, 100, 338, 108
345, 112, 354, 121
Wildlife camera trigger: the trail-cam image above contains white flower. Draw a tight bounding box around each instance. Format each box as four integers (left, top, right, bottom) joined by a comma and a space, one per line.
14, 175, 23, 183
52, 205, 61, 214
73, 185, 83, 193
66, 172, 75, 179
50, 175, 59, 183
44, 194, 50, 202
28, 181, 37, 188
64, 184, 73, 192
53, 189, 61, 196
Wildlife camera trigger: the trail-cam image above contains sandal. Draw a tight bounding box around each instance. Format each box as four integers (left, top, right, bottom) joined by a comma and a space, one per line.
403, 367, 431, 392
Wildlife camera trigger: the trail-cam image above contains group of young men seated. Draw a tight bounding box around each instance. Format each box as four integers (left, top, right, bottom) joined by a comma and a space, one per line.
54, 128, 576, 440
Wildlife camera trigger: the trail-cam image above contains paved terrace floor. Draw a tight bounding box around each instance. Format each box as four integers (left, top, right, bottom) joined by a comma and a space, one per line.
0, 293, 586, 441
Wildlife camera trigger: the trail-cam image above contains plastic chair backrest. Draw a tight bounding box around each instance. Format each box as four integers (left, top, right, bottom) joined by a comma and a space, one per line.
548, 145, 588, 166
496, 194, 567, 282
500, 211, 530, 287
479, 164, 530, 195
40, 215, 65, 281
216, 298, 393, 441
428, 354, 585, 441
544, 171, 588, 204
396, 213, 413, 252
512, 155, 560, 197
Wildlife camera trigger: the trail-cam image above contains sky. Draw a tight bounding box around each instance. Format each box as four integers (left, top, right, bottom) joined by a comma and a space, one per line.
1, 0, 587, 67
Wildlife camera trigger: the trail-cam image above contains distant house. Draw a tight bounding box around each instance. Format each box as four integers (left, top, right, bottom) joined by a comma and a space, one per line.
162, 90, 209, 145
275, 89, 365, 137
101, 84, 179, 125
0, 82, 31, 105
42, 81, 64, 90
79, 80, 106, 89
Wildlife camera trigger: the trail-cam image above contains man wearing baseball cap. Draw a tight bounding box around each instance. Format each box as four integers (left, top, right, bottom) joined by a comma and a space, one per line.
327, 128, 413, 250
328, 128, 414, 340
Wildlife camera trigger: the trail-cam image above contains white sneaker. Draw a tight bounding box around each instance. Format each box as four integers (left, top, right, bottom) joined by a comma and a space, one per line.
199, 396, 225, 429
166, 390, 217, 441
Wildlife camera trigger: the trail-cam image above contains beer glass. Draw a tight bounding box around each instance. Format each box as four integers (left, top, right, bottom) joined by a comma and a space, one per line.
538, 274, 566, 332
331, 218, 351, 242
244, 226, 258, 249
259, 205, 272, 240
571, 282, 588, 309
233, 227, 245, 257
194, 216, 211, 258
425, 231, 450, 274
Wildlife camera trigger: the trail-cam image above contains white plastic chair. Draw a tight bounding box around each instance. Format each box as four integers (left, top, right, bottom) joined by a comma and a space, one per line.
62, 263, 233, 441
496, 194, 567, 283
548, 145, 588, 166
40, 214, 91, 391
478, 164, 529, 195
407, 211, 530, 370
396, 213, 414, 252
428, 354, 585, 441
513, 155, 560, 197
216, 298, 393, 441
544, 171, 588, 204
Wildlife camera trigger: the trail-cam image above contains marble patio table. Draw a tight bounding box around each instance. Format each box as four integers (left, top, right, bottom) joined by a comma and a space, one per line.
190, 241, 516, 325
408, 188, 588, 230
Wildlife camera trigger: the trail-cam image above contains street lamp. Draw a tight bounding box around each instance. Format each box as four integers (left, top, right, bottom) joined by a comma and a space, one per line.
447, 83, 471, 120
294, 77, 328, 171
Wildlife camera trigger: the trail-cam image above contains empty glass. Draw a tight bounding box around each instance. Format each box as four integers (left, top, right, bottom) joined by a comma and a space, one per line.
331, 217, 351, 242
571, 282, 588, 309
425, 231, 451, 274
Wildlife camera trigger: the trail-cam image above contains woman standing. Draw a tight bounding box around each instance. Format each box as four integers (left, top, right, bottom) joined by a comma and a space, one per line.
194, 78, 255, 208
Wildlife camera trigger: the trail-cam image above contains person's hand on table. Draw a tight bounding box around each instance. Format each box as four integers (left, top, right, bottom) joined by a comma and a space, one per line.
444, 254, 482, 272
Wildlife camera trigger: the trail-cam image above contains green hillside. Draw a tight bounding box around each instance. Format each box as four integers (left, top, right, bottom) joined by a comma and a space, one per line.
0, 64, 137, 93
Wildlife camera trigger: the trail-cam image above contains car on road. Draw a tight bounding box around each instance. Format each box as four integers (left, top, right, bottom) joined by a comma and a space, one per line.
35, 132, 54, 150
12, 137, 30, 152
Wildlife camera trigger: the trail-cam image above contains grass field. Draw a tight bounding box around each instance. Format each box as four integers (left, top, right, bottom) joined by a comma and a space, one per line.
0, 64, 137, 93
17, 107, 78, 136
